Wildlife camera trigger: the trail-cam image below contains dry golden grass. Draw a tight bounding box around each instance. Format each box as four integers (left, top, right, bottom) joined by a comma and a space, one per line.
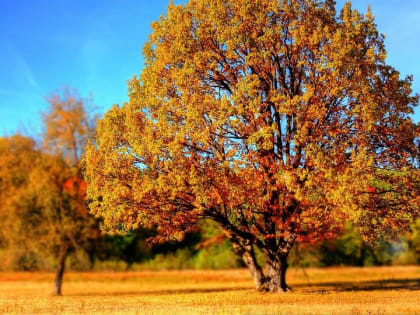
0, 266, 419, 314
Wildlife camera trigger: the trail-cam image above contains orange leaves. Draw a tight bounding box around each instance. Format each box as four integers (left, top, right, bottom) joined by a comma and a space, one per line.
225, 148, 237, 160
63, 177, 87, 200
366, 186, 376, 194
43, 86, 96, 167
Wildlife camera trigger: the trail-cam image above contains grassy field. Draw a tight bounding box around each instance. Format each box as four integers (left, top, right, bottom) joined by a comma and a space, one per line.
0, 266, 419, 314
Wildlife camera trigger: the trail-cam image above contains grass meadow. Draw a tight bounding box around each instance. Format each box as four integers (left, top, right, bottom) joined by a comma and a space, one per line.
1, 266, 420, 314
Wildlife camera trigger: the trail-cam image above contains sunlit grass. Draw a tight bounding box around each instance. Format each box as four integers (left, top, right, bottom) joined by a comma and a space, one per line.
1, 266, 420, 314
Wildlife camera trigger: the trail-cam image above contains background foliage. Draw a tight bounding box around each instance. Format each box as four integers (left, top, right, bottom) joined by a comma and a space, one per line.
1, 218, 420, 271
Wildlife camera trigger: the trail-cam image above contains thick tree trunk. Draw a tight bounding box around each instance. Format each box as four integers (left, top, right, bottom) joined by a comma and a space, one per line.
263, 233, 296, 292
266, 255, 290, 292
220, 217, 296, 293
53, 245, 69, 296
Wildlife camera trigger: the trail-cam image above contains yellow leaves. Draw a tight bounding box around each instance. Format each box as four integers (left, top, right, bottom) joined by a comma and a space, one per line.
248, 125, 274, 150
277, 170, 299, 193
84, 0, 418, 248
225, 149, 236, 160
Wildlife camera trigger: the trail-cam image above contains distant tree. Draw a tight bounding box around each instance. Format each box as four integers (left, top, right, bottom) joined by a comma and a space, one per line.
85, 0, 419, 292
41, 87, 99, 294
0, 88, 99, 295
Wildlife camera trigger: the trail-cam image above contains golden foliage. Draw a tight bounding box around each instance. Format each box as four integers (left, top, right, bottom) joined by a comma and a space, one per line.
85, 0, 419, 291
0, 135, 97, 257
87, 0, 418, 243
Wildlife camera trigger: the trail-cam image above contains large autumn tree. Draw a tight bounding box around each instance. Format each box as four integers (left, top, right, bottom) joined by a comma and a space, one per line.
0, 88, 99, 295
85, 0, 419, 292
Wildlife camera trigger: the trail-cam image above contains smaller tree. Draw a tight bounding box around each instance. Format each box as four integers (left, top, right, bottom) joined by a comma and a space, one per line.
0, 87, 99, 295
42, 87, 99, 295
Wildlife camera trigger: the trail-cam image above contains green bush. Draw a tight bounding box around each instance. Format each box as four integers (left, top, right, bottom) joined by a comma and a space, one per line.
192, 240, 240, 269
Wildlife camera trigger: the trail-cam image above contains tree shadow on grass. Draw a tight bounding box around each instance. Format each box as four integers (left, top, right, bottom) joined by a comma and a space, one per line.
67, 279, 420, 297
69, 286, 252, 297
295, 278, 420, 293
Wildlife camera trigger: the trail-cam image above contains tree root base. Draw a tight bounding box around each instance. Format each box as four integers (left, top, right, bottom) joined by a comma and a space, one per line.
257, 284, 293, 293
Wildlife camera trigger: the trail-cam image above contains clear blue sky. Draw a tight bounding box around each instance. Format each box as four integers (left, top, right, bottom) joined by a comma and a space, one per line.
0, 0, 419, 135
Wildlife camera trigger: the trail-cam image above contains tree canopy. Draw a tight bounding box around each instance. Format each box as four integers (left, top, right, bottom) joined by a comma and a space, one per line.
43, 86, 96, 167
85, 0, 419, 292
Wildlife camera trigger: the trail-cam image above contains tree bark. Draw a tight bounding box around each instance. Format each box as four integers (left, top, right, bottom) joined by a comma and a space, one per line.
53, 245, 69, 296
266, 233, 297, 292
230, 237, 266, 291
265, 254, 291, 292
